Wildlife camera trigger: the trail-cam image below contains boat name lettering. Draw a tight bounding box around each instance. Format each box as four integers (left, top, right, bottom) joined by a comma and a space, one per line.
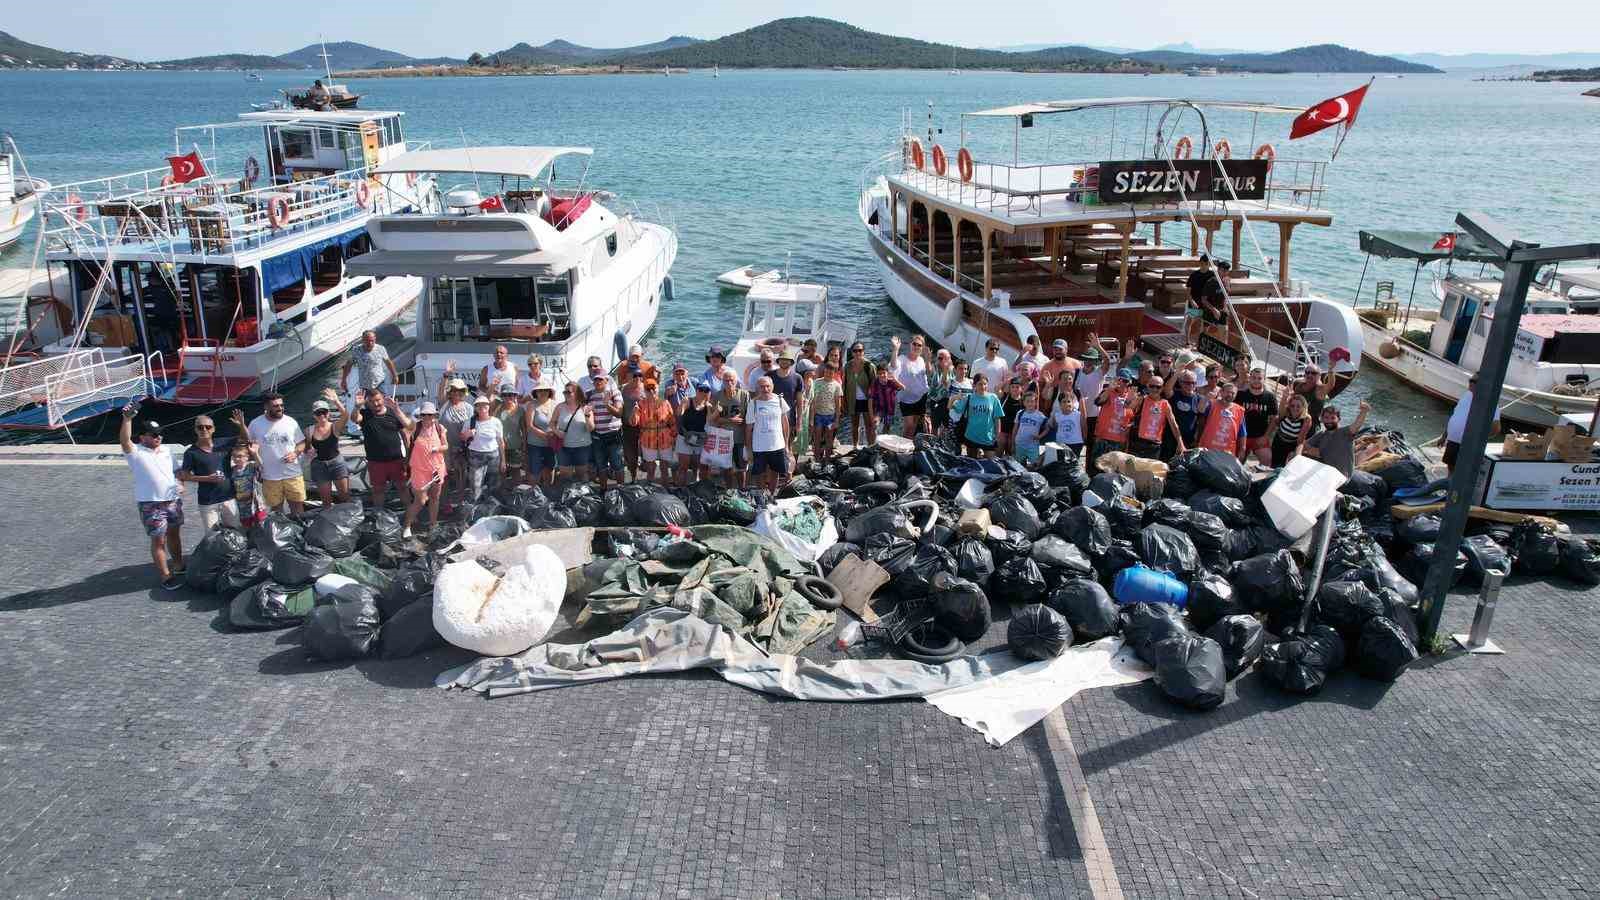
1034, 314, 1098, 327
1197, 334, 1242, 367
1568, 464, 1600, 476
1098, 159, 1269, 204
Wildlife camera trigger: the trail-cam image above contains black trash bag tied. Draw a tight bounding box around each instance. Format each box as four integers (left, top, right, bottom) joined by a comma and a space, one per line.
953, 537, 995, 586
1136, 524, 1200, 580
1054, 506, 1112, 559
1512, 523, 1562, 575
228, 580, 315, 630
1395, 514, 1442, 546
379, 598, 447, 660
1229, 550, 1305, 612
217, 548, 272, 596
986, 530, 1033, 566
1150, 634, 1227, 710
1561, 537, 1600, 586
1204, 614, 1265, 679
1401, 542, 1468, 589
1339, 469, 1388, 501
1008, 603, 1074, 661
1355, 616, 1419, 681
357, 508, 405, 556
844, 504, 914, 545
1186, 572, 1244, 632
381, 562, 437, 620
1093, 540, 1142, 584
1461, 534, 1511, 585
1087, 471, 1135, 503
1262, 625, 1345, 696
992, 556, 1049, 605
187, 528, 250, 592
1103, 495, 1145, 539
1117, 601, 1189, 664
1047, 578, 1118, 640
929, 572, 991, 643
252, 513, 305, 555
1142, 498, 1192, 530
1315, 580, 1385, 641
987, 493, 1043, 540
270, 546, 334, 587
1184, 510, 1229, 554
1030, 535, 1095, 579
300, 583, 383, 661
1185, 448, 1250, 498
303, 502, 365, 557
1189, 491, 1251, 528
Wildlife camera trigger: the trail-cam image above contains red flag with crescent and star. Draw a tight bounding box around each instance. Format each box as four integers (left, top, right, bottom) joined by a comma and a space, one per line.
165, 150, 207, 184
1432, 233, 1457, 252
1289, 82, 1371, 140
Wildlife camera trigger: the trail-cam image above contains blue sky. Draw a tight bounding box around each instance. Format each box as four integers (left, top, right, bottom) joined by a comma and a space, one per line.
11, 0, 1599, 59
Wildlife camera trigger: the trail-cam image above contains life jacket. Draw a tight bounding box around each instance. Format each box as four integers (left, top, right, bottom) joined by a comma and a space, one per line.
1095, 394, 1132, 442
1135, 398, 1169, 442
1198, 402, 1245, 454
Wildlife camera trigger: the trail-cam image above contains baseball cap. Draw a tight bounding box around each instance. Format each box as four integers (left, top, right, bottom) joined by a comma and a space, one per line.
135, 419, 163, 437
694, 380, 712, 392
416, 401, 438, 416
1116, 368, 1137, 382
1051, 338, 1068, 350
473, 395, 493, 406
705, 345, 726, 361
796, 358, 817, 375
499, 383, 519, 396
672, 361, 687, 372
311, 400, 332, 412
592, 370, 610, 381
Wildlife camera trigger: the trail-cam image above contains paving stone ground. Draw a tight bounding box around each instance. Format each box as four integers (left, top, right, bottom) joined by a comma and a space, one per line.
2, 462, 1598, 898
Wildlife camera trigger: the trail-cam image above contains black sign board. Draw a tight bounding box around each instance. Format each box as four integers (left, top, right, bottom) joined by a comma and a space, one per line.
1097, 159, 1270, 204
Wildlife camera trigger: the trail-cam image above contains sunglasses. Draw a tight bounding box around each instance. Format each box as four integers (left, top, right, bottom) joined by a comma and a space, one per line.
195, 424, 214, 430
314, 410, 330, 416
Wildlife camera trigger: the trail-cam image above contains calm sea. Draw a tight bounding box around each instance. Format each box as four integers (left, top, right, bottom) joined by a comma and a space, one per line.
4, 67, 1597, 440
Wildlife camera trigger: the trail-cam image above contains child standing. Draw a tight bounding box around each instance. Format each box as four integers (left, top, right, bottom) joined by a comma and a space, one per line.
867, 362, 901, 440
1049, 391, 1088, 464
810, 360, 844, 462
947, 361, 973, 435
226, 441, 262, 527
1013, 390, 1048, 467
792, 359, 816, 461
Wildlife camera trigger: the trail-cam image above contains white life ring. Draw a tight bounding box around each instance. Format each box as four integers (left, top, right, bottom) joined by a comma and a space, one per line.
941, 296, 964, 337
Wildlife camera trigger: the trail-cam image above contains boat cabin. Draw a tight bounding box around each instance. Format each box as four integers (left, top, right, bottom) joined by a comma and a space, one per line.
729, 279, 856, 376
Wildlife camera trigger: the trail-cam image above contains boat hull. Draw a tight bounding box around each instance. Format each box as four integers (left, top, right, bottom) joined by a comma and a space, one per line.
0, 193, 40, 249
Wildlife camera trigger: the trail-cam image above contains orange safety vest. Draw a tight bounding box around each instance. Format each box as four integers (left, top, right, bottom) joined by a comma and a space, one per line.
1198, 402, 1246, 454
1135, 397, 1169, 442
1095, 394, 1132, 442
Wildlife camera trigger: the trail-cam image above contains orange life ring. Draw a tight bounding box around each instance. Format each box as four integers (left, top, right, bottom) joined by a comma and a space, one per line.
66, 192, 88, 222
267, 195, 290, 229
1253, 143, 1276, 162
1172, 136, 1193, 160
1213, 139, 1232, 159
957, 147, 974, 183
909, 139, 925, 172
354, 180, 371, 209
931, 145, 947, 177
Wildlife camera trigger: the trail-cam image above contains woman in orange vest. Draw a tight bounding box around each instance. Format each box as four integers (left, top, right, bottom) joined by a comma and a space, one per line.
1089, 371, 1136, 472
1196, 381, 1248, 461
1127, 382, 1185, 460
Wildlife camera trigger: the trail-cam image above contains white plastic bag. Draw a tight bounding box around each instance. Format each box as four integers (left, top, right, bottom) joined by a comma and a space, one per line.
751, 495, 839, 563
1262, 455, 1345, 540
701, 425, 735, 470
433, 544, 566, 657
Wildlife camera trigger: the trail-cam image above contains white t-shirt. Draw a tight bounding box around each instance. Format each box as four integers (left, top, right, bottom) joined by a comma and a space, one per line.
1052, 407, 1085, 445
514, 370, 546, 397
971, 355, 1011, 391
1077, 369, 1106, 417
1017, 350, 1045, 372
483, 361, 518, 395
893, 354, 929, 404
125, 444, 180, 502
1446, 388, 1498, 443
748, 395, 790, 453
248, 415, 305, 482
465, 415, 504, 453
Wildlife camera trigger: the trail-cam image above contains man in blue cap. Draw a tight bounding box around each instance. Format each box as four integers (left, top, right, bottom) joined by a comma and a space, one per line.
701, 346, 730, 390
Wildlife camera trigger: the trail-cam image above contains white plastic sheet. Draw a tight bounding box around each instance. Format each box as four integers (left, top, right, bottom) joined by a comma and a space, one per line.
433, 544, 566, 657
750, 495, 839, 563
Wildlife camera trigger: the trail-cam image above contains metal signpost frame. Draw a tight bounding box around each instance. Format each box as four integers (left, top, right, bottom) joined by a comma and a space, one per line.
1418, 211, 1600, 642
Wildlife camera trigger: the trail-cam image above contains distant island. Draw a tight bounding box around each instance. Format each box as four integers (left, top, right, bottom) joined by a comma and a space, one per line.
1, 19, 1438, 76
1525, 67, 1600, 82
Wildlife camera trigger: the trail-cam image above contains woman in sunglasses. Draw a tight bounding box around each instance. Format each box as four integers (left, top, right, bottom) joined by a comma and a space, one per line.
552, 382, 595, 483
842, 342, 877, 449
306, 386, 351, 506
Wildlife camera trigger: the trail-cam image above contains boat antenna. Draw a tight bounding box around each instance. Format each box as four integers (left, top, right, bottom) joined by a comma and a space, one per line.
319, 37, 334, 84
785, 251, 792, 284
458, 128, 482, 196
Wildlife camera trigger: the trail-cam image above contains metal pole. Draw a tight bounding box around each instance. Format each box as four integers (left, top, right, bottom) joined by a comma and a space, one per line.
1298, 507, 1336, 632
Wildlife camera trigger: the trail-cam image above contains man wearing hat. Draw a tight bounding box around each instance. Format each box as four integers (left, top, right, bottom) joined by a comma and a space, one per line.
587, 369, 626, 491
1076, 340, 1109, 443
1090, 370, 1137, 473
664, 362, 696, 416
120, 405, 186, 591
769, 354, 804, 432
701, 346, 730, 389
437, 362, 475, 500
1039, 337, 1081, 395
620, 343, 659, 386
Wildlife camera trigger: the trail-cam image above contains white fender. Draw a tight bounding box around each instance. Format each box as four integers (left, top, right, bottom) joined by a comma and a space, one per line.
941, 296, 964, 337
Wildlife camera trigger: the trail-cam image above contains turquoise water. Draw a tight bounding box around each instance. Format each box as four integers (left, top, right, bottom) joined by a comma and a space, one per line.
4, 68, 1598, 439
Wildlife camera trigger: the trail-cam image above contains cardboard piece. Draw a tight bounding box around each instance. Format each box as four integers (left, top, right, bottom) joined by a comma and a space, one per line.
1545, 424, 1595, 463
1501, 431, 1548, 461
826, 554, 889, 624
448, 526, 595, 571
957, 508, 992, 536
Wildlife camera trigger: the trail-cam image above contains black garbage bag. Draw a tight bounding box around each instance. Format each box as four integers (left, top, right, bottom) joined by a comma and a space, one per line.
1229, 550, 1304, 612
1340, 469, 1388, 501
304, 502, 364, 557
560, 484, 602, 526
1204, 615, 1265, 679
229, 580, 314, 629
500, 485, 550, 521
357, 508, 404, 557
1103, 495, 1144, 538
1118, 601, 1189, 663
457, 495, 505, 524
217, 548, 272, 595
1355, 616, 1419, 681
381, 561, 438, 620
1186, 572, 1244, 631
1560, 537, 1600, 586
817, 541, 862, 574
602, 488, 629, 525
872, 541, 957, 599
525, 504, 579, 530
845, 504, 913, 544
988, 493, 1042, 540
1242, 523, 1292, 557
1031, 535, 1095, 579
1395, 514, 1442, 546
1512, 524, 1562, 575
920, 520, 956, 547
1261, 626, 1345, 695
1136, 524, 1200, 580
1010, 472, 1055, 507
1039, 455, 1089, 490
1189, 491, 1251, 528
928, 572, 991, 643
1185, 511, 1228, 554
1054, 506, 1112, 559
986, 529, 1033, 566
1142, 498, 1192, 530
1401, 542, 1468, 589
270, 546, 333, 587
1087, 471, 1135, 503
992, 556, 1049, 605
1375, 457, 1428, 493
1093, 539, 1142, 583
1316, 580, 1384, 640
715, 490, 763, 526
1462, 534, 1511, 584
1008, 604, 1073, 661
1187, 448, 1250, 498
953, 538, 995, 586
1150, 635, 1227, 710
187, 528, 250, 592
1047, 578, 1119, 639
1164, 466, 1197, 501
635, 491, 692, 528
380, 599, 448, 660
300, 584, 382, 662
252, 512, 305, 555
1223, 527, 1257, 561
839, 465, 877, 488
1199, 550, 1233, 575
1376, 588, 1420, 646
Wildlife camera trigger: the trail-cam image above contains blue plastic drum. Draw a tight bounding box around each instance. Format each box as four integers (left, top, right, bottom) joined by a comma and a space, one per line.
1113, 564, 1189, 608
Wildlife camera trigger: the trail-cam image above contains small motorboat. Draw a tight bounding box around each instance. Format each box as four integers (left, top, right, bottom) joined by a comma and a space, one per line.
726, 276, 857, 384
715, 265, 781, 293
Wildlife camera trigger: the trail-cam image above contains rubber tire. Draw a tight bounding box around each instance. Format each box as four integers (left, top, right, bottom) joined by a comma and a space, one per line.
856, 480, 900, 495
796, 575, 843, 611
897, 623, 965, 664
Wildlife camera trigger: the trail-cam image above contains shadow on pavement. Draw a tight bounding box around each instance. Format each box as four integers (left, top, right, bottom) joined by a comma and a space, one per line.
1020, 725, 1085, 862
1, 563, 156, 610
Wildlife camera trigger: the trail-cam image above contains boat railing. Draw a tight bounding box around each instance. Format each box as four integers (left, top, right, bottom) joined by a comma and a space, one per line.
45, 351, 149, 429
39, 163, 392, 260
0, 349, 103, 418
886, 231, 988, 296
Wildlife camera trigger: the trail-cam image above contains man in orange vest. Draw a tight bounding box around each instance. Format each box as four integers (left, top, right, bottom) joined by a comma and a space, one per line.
1090, 371, 1137, 472
1196, 381, 1249, 462
1127, 381, 1185, 460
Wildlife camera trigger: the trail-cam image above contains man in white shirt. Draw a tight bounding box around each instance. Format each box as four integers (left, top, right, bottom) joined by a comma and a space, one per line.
1443, 374, 1500, 472
247, 392, 308, 515
889, 334, 931, 437
1075, 345, 1109, 439
971, 340, 1012, 394
120, 406, 185, 591
745, 375, 792, 492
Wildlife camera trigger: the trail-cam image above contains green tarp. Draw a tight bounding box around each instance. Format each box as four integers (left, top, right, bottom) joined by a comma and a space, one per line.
1358, 229, 1503, 264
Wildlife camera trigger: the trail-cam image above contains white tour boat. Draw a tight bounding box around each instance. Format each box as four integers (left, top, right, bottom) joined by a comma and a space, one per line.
715, 264, 781, 293
857, 97, 1362, 391
343, 146, 677, 398
726, 276, 857, 382
0, 108, 433, 432
1352, 229, 1600, 429
1, 137, 49, 250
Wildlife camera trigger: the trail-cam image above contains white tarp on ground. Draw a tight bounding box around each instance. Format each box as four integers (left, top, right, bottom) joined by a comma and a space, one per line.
437, 608, 1152, 745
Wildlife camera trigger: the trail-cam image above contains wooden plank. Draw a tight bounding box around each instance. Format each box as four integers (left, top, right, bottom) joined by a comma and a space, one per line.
448, 526, 596, 571
1390, 503, 1560, 530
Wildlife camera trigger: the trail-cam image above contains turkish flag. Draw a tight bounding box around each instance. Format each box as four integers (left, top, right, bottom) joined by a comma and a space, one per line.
1289, 84, 1370, 140
1432, 233, 1456, 251
165, 151, 207, 184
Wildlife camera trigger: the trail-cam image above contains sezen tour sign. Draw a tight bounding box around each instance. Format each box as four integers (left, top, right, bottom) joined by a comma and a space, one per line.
1097, 159, 1270, 204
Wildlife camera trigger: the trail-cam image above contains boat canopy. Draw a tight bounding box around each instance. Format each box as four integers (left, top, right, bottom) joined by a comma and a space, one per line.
371, 146, 593, 180
1555, 269, 1600, 293
1358, 229, 1503, 264
345, 246, 580, 279
261, 223, 370, 294
963, 97, 1305, 118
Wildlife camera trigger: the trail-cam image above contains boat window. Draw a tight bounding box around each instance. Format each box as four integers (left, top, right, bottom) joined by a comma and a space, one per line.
473, 276, 539, 320
606, 233, 618, 256
280, 129, 314, 160
1440, 293, 1459, 319
316, 129, 337, 150
789, 303, 816, 336
430, 277, 476, 341
745, 300, 770, 333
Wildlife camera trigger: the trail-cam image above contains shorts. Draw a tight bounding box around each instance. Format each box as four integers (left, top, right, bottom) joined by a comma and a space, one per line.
1185, 306, 1204, 320
961, 436, 995, 456
137, 498, 185, 537
1128, 438, 1163, 460
899, 397, 928, 416
198, 500, 242, 533
813, 414, 836, 430
929, 398, 949, 431
558, 444, 592, 468
1245, 435, 1272, 453
591, 431, 624, 473
642, 446, 672, 463
1015, 445, 1041, 465
1442, 440, 1460, 468
526, 444, 556, 478
674, 434, 703, 458
309, 456, 349, 483
367, 459, 407, 498
750, 448, 790, 477
261, 476, 307, 508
